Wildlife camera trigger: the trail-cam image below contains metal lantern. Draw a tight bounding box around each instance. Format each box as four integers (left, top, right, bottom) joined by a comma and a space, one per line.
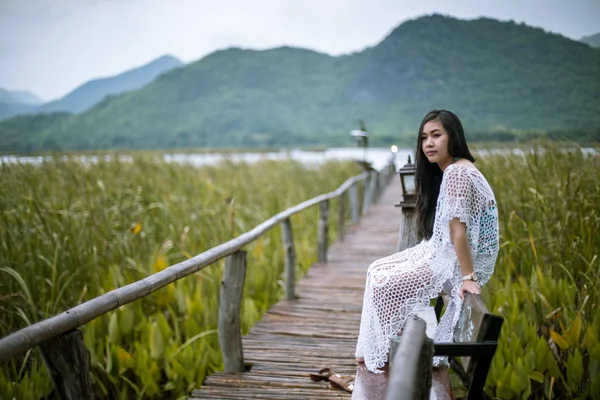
398, 155, 417, 208
349, 129, 368, 163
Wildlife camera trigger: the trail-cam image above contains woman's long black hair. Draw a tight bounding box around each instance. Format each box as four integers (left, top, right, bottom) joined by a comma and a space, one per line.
415, 110, 475, 240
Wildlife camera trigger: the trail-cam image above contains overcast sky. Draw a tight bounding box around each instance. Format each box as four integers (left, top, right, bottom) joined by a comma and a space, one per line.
1, 0, 598, 101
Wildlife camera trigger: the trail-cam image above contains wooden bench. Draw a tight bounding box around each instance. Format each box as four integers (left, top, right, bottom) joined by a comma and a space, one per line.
386, 292, 504, 400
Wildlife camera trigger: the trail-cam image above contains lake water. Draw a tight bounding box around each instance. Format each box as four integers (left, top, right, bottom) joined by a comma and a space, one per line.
1, 146, 596, 172
0, 147, 414, 171
163, 147, 413, 171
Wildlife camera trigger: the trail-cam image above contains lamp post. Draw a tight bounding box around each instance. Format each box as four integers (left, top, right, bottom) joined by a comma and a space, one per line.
389, 145, 398, 172
349, 118, 370, 167
350, 124, 373, 213
396, 155, 417, 208
349, 129, 369, 165
395, 155, 418, 251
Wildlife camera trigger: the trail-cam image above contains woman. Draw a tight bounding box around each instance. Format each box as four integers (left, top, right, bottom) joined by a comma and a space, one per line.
354, 109, 499, 373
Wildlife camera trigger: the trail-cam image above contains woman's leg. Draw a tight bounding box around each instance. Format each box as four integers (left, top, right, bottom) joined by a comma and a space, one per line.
355, 253, 433, 372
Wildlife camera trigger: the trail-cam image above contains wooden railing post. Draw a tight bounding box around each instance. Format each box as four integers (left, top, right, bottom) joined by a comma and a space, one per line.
317, 199, 330, 263
350, 182, 359, 224
362, 172, 372, 215
338, 191, 347, 242
397, 207, 418, 252
397, 164, 419, 252
373, 171, 381, 203
388, 316, 433, 400
218, 250, 247, 373
281, 218, 296, 300
39, 329, 93, 400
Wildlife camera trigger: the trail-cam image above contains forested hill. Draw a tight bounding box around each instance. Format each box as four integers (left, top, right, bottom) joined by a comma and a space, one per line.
35, 55, 184, 115
0, 56, 183, 122
1, 14, 599, 153
0, 89, 43, 105
0, 89, 42, 120
581, 32, 600, 48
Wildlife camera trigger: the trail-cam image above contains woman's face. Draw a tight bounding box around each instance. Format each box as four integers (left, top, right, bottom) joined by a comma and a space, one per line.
421, 120, 452, 167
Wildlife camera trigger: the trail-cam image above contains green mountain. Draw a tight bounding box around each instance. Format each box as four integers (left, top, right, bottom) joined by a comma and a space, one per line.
0, 88, 43, 105
581, 32, 600, 48
2, 15, 599, 153
0, 89, 42, 120
0, 102, 37, 121
35, 55, 184, 115
0, 56, 183, 122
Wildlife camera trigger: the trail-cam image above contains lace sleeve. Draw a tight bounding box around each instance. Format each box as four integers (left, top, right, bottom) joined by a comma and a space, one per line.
438, 165, 499, 287
440, 165, 473, 225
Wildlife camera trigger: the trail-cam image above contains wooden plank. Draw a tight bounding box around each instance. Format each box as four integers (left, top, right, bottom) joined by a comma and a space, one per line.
191, 179, 405, 399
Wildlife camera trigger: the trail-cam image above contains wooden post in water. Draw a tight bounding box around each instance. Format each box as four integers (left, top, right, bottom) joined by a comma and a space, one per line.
350, 182, 359, 224
39, 329, 93, 400
338, 191, 347, 242
281, 218, 296, 300
317, 199, 330, 263
218, 250, 247, 373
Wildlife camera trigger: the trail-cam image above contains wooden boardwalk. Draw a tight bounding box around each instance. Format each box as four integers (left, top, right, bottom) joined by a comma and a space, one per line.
191, 180, 403, 400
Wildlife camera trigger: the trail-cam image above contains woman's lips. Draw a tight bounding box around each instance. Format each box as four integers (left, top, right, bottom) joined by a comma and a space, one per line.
426, 151, 437, 156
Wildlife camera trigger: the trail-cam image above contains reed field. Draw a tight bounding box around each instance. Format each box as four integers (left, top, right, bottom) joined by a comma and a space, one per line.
1, 144, 599, 399
0, 156, 362, 400
477, 145, 600, 399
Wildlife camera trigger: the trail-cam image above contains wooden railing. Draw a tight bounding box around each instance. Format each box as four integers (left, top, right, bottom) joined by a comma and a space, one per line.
387, 317, 433, 400
0, 160, 396, 399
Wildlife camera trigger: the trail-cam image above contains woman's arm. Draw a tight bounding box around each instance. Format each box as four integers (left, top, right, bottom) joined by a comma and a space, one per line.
449, 217, 480, 299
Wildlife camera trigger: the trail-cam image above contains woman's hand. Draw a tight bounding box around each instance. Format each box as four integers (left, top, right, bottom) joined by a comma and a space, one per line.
459, 280, 481, 300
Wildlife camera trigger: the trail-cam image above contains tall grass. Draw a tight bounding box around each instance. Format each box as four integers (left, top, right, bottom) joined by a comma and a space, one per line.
477, 144, 600, 399
0, 155, 362, 400
2, 144, 598, 399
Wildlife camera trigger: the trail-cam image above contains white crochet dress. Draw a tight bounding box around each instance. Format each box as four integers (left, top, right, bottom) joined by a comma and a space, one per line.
355, 164, 499, 373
